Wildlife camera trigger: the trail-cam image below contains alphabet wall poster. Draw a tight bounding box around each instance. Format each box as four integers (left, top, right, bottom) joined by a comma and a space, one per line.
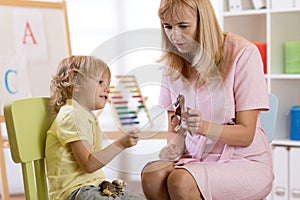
0, 56, 31, 114
13, 9, 48, 64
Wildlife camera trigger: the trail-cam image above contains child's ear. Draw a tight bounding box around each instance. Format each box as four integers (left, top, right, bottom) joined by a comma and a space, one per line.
73, 87, 80, 94
72, 82, 82, 93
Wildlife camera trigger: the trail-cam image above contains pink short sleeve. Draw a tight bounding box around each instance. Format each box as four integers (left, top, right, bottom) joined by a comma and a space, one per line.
158, 74, 173, 109
233, 43, 269, 112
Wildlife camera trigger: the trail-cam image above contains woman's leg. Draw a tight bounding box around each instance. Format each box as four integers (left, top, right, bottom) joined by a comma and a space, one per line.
141, 160, 174, 200
167, 169, 203, 200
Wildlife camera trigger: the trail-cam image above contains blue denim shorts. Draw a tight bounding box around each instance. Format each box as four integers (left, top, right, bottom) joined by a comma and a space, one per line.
67, 185, 146, 200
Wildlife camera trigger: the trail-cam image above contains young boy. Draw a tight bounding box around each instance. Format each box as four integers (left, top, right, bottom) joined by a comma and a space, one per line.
46, 56, 145, 200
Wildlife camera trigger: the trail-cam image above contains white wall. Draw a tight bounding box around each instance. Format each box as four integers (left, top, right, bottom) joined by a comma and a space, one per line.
66, 0, 161, 55
67, 0, 220, 54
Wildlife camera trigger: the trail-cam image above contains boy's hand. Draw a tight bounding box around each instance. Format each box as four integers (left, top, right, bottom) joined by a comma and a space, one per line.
115, 128, 140, 149
127, 128, 140, 138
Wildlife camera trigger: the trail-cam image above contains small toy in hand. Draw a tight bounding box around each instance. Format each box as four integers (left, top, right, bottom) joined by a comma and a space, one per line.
171, 94, 191, 135
99, 179, 127, 198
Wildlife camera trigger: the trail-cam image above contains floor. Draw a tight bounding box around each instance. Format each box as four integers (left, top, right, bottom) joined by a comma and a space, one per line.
0, 194, 25, 200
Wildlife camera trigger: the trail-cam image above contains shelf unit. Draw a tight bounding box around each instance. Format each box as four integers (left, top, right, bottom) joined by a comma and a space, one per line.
220, 0, 300, 144
220, 1, 300, 199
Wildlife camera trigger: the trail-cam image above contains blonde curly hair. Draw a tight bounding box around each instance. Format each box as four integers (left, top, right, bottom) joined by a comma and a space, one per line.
49, 55, 110, 113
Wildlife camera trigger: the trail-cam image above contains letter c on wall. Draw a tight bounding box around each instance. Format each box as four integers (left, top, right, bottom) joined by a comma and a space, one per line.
5, 69, 18, 94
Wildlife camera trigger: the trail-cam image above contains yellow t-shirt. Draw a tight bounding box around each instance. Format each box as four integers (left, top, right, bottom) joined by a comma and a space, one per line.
45, 99, 105, 200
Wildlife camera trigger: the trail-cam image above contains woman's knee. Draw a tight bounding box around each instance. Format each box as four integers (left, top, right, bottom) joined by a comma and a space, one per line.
167, 169, 202, 198
141, 161, 173, 184
141, 161, 174, 199
167, 169, 193, 189
142, 161, 175, 185
142, 161, 173, 174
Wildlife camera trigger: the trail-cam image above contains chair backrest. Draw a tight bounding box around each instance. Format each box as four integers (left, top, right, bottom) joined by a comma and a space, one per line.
260, 94, 279, 143
4, 97, 55, 200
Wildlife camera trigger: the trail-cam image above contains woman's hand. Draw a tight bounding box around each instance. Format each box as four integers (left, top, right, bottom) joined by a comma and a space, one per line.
158, 143, 184, 160
185, 110, 205, 136
159, 143, 183, 160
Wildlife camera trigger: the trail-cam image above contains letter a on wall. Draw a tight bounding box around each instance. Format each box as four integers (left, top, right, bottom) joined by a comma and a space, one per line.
13, 9, 48, 64
0, 56, 31, 114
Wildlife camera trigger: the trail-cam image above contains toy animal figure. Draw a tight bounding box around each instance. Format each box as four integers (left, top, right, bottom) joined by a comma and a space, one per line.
170, 94, 190, 135
99, 179, 127, 198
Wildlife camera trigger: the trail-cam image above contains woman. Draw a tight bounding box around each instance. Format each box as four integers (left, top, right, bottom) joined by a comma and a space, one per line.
141, 0, 274, 199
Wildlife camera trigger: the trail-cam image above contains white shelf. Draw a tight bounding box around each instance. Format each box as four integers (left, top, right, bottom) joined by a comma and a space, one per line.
223, 9, 266, 16
221, 0, 300, 141
269, 74, 300, 79
271, 139, 300, 147
270, 8, 300, 14
223, 7, 300, 15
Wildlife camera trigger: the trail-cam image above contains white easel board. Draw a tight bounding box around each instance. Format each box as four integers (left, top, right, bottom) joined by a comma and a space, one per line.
0, 0, 71, 113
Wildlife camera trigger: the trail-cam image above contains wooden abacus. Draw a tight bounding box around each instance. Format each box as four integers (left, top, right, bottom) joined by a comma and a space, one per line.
109, 75, 151, 127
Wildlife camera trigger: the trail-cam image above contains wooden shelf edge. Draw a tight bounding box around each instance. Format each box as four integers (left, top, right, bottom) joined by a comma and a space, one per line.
102, 131, 168, 140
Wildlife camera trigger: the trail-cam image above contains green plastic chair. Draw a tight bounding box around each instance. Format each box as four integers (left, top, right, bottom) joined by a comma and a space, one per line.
4, 97, 55, 200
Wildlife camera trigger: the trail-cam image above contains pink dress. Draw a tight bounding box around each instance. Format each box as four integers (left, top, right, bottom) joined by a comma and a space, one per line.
158, 33, 274, 200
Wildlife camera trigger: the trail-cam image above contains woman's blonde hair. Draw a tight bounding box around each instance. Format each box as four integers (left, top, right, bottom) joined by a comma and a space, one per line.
158, 0, 225, 85
49, 55, 110, 113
